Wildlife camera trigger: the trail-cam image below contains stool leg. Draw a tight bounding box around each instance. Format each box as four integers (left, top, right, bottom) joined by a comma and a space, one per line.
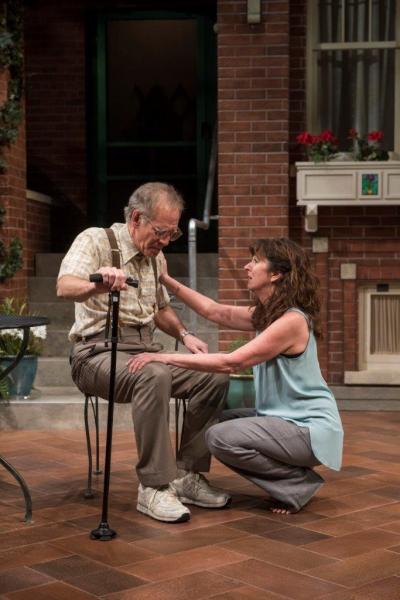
174, 398, 188, 459
175, 398, 180, 459
93, 396, 102, 475
180, 400, 187, 450
84, 395, 94, 499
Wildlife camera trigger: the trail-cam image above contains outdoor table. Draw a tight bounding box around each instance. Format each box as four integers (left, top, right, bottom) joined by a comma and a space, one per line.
0, 314, 49, 522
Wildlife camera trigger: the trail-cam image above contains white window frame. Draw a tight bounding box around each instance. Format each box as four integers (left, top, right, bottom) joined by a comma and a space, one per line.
358, 285, 400, 371
306, 0, 400, 154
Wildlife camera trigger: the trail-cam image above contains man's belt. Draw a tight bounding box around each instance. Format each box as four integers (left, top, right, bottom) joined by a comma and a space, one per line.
76, 324, 152, 343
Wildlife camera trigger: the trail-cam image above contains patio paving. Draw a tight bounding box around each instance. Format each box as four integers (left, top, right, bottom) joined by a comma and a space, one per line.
0, 411, 400, 599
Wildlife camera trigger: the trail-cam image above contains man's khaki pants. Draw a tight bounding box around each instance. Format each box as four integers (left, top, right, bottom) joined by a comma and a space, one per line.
70, 326, 229, 488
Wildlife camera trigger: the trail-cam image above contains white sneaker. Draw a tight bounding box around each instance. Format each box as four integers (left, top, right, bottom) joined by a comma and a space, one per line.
137, 484, 190, 523
171, 472, 231, 509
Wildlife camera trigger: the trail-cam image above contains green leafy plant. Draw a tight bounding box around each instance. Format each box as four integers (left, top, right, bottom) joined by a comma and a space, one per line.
296, 130, 339, 162
0, 365, 9, 399
0, 298, 47, 356
296, 128, 390, 163
227, 337, 253, 377
0, 235, 23, 282
348, 128, 389, 161
0, 0, 24, 172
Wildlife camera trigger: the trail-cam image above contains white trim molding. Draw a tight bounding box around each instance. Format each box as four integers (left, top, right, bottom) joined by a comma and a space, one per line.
345, 370, 400, 385
296, 161, 400, 231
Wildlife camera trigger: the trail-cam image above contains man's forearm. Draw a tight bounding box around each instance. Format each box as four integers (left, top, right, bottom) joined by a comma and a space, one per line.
154, 305, 187, 340
57, 275, 96, 302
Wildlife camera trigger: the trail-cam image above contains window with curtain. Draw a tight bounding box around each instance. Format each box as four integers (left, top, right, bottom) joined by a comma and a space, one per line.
307, 0, 399, 150
359, 288, 400, 370
370, 294, 400, 354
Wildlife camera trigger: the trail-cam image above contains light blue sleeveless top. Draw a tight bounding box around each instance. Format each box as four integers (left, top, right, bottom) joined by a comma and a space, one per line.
253, 308, 343, 471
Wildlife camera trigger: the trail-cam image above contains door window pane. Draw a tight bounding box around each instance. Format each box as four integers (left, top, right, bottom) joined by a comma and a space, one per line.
107, 146, 196, 177
107, 20, 197, 142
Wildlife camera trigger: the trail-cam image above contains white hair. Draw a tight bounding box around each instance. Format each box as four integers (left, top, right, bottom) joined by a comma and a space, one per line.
124, 182, 185, 222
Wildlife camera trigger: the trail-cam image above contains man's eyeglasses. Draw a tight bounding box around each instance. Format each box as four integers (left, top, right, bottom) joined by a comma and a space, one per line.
140, 214, 182, 242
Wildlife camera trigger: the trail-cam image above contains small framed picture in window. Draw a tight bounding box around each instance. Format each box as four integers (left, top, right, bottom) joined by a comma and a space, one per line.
359, 172, 381, 198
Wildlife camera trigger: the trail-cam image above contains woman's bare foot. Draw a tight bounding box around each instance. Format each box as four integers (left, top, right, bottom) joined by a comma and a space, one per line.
265, 500, 293, 514
270, 504, 291, 514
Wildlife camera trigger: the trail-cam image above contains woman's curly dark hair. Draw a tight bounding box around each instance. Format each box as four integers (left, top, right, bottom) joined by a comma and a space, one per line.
250, 238, 322, 338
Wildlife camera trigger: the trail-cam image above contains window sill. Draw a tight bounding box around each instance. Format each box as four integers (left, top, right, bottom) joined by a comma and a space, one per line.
345, 370, 400, 385
296, 161, 400, 231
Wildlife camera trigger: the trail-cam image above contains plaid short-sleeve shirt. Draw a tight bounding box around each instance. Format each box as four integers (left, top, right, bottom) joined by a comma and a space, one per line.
58, 223, 170, 341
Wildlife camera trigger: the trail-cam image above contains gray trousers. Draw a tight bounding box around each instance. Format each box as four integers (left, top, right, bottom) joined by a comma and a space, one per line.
206, 408, 324, 512
70, 326, 229, 487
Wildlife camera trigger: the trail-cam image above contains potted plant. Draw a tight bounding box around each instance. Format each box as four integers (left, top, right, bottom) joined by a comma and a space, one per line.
347, 128, 389, 161
226, 337, 255, 409
0, 298, 47, 399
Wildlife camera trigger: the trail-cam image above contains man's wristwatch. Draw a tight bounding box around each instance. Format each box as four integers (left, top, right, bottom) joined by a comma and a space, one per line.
179, 329, 195, 342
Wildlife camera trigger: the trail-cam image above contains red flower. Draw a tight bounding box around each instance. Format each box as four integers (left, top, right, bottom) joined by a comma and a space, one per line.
367, 130, 384, 142
319, 129, 336, 143
296, 131, 313, 145
348, 128, 358, 139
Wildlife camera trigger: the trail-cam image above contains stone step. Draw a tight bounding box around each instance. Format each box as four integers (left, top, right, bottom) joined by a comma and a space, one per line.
35, 252, 218, 278
28, 277, 61, 303
29, 301, 75, 327
35, 253, 65, 277
42, 329, 72, 357
166, 253, 218, 277
28, 275, 217, 304
1, 386, 400, 432
29, 280, 217, 338
331, 385, 400, 401
37, 326, 219, 385
0, 392, 182, 431
41, 325, 217, 358
36, 357, 74, 387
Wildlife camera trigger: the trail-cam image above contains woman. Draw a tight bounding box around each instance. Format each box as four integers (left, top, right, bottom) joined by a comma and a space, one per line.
127, 238, 343, 514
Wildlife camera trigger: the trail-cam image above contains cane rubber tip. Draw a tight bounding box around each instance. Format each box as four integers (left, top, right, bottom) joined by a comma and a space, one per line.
90, 522, 117, 541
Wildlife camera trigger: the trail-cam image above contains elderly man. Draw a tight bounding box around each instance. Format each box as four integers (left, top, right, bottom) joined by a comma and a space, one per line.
57, 182, 230, 523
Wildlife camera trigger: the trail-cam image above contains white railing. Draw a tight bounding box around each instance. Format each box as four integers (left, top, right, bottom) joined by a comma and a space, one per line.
188, 127, 218, 328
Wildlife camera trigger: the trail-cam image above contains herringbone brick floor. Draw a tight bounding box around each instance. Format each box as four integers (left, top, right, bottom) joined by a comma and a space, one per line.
1, 411, 400, 599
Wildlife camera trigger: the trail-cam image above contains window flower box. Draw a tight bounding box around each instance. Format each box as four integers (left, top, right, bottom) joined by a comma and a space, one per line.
295, 161, 400, 232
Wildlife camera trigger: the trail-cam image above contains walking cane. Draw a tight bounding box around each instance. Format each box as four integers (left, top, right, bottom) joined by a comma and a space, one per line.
88, 274, 138, 541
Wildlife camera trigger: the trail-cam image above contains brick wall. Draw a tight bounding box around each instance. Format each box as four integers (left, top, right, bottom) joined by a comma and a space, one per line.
217, 0, 290, 349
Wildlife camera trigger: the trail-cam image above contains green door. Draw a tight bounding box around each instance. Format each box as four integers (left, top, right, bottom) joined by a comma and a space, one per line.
89, 11, 217, 252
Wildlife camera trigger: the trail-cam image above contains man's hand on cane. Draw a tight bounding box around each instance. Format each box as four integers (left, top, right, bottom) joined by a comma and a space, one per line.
91, 267, 129, 293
